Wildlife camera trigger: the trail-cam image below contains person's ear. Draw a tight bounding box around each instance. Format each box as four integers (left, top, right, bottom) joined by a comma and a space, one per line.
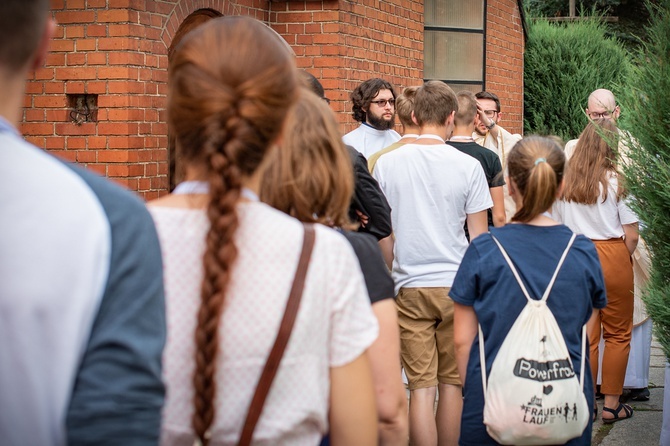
31, 18, 56, 71
411, 110, 419, 126
446, 110, 455, 127
495, 111, 502, 123
613, 105, 621, 120
507, 177, 517, 197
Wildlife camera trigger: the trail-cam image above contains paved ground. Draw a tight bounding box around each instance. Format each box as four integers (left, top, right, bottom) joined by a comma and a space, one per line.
415, 338, 666, 445
592, 338, 665, 445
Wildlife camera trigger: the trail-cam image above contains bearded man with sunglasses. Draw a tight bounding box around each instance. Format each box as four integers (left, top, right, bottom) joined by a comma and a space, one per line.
344, 78, 401, 159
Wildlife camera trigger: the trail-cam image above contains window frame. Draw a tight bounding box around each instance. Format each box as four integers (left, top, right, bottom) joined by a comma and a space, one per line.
423, 0, 487, 92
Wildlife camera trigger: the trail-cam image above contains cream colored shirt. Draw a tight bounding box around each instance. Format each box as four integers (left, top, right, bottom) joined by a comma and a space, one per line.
152, 202, 378, 446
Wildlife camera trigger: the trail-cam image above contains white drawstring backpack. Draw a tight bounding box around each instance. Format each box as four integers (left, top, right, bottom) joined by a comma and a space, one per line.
478, 233, 589, 445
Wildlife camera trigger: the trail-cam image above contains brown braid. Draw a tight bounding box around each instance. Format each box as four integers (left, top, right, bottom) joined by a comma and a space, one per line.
167, 16, 298, 445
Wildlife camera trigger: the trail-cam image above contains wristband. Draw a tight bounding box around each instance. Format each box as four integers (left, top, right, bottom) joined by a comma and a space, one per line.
486, 121, 496, 130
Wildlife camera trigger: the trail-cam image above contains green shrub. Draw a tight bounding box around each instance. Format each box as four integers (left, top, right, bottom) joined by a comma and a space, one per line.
524, 17, 630, 141
618, 0, 670, 358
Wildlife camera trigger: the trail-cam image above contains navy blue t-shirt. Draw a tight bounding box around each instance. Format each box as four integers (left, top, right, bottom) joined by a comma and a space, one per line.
450, 224, 606, 446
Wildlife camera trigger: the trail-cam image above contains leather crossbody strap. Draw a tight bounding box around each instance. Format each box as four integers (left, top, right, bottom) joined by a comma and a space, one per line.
237, 224, 315, 446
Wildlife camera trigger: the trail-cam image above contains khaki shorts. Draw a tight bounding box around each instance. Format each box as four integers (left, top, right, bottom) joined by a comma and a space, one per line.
396, 287, 459, 389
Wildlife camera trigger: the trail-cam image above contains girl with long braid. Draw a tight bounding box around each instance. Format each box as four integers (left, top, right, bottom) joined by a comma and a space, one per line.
150, 17, 378, 446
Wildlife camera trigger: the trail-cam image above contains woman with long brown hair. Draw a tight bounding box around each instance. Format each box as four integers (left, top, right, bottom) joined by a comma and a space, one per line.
150, 17, 378, 446
554, 119, 639, 423
260, 88, 408, 446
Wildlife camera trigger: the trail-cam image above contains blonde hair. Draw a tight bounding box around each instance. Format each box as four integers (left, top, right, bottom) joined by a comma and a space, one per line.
260, 88, 355, 228
396, 86, 418, 128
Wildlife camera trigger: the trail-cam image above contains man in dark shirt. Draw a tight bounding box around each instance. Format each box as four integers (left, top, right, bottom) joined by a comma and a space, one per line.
448, 90, 506, 235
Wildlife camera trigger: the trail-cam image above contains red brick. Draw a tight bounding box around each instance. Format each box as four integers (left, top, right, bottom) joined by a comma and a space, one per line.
97, 9, 132, 23
66, 53, 86, 66
34, 96, 66, 108
25, 109, 45, 122
66, 25, 85, 39
75, 39, 97, 51
55, 67, 96, 80
54, 11, 95, 24
49, 40, 75, 52
76, 150, 97, 163
98, 150, 132, 162
45, 137, 65, 149
86, 24, 108, 37
45, 83, 65, 94
55, 122, 96, 135
87, 52, 107, 65
46, 110, 69, 122
22, 123, 54, 135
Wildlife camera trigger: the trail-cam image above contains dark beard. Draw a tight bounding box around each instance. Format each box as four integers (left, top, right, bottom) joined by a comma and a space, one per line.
366, 111, 395, 130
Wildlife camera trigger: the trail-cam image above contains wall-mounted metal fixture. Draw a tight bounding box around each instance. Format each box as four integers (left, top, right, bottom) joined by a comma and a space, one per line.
67, 94, 98, 125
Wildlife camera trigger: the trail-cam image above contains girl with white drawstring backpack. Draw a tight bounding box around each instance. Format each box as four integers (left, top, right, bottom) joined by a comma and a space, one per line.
451, 136, 607, 445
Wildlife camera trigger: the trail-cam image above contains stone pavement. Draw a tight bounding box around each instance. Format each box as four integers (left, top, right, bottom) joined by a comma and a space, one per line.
592, 337, 665, 445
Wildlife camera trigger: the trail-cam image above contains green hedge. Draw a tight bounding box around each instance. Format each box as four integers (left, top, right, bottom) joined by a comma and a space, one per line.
524, 17, 630, 141
618, 0, 670, 359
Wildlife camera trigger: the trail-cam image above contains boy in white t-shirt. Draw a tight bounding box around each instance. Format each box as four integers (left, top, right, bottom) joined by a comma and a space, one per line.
373, 81, 492, 446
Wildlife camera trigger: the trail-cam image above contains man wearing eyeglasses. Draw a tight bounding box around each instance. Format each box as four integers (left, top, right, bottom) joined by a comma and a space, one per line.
472, 91, 522, 221
563, 88, 651, 405
564, 88, 621, 158
343, 78, 401, 159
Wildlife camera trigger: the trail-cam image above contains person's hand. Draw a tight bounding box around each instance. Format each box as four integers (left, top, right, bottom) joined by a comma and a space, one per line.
476, 102, 494, 128
355, 209, 369, 227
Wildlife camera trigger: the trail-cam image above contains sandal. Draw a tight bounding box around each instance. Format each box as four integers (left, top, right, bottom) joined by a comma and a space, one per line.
629, 387, 650, 401
602, 402, 633, 424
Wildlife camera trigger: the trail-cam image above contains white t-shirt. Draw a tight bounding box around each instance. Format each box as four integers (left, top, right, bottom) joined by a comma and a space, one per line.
343, 123, 401, 159
553, 174, 638, 239
151, 202, 378, 446
373, 142, 492, 293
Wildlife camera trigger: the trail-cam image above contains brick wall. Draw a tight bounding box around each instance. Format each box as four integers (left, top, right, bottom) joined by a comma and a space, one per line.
23, 0, 524, 197
271, 0, 424, 133
24, 0, 268, 200
485, 0, 525, 135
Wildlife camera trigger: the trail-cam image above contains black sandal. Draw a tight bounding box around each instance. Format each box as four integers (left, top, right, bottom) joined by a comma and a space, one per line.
602, 402, 633, 424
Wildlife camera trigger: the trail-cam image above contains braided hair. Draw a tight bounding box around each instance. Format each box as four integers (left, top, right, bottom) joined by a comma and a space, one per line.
167, 16, 299, 444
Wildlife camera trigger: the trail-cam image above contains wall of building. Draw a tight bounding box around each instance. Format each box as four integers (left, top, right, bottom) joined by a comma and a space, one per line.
23, 0, 524, 198
485, 0, 525, 135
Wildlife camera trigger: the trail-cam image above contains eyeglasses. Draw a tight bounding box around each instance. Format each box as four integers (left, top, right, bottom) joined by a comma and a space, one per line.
589, 110, 613, 119
370, 99, 395, 107
483, 110, 498, 118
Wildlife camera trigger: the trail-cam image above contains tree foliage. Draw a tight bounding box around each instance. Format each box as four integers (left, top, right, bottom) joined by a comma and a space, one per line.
524, 0, 622, 17
618, 0, 670, 358
523, 18, 630, 141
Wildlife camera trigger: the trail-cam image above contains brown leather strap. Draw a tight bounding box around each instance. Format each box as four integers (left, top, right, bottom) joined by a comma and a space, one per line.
237, 224, 315, 446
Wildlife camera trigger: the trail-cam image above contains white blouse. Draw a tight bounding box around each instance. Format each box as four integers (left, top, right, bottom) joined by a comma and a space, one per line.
151, 201, 378, 446
553, 173, 638, 239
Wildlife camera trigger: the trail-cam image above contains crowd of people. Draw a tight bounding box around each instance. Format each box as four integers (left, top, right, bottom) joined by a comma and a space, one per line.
1, 2, 648, 445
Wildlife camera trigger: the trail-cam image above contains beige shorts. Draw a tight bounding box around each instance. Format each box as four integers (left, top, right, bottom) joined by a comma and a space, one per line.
396, 287, 460, 389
